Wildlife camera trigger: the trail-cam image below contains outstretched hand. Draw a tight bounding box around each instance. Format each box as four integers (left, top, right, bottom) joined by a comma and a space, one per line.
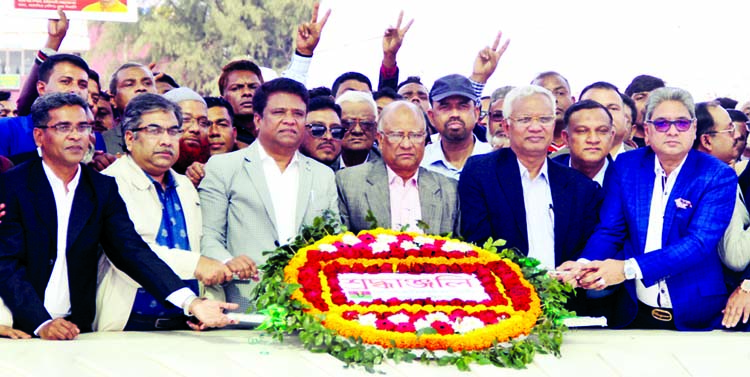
470, 31, 510, 84
296, 2, 331, 56
187, 299, 239, 330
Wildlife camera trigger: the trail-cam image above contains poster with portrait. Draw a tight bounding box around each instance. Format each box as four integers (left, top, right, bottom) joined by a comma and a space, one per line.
12, 0, 138, 22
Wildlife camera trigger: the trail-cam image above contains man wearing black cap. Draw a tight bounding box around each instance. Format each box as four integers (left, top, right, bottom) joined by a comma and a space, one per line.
421, 74, 493, 181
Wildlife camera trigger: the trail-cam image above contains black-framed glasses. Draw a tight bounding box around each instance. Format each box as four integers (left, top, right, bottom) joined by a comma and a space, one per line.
380, 131, 427, 144
341, 119, 376, 132
489, 111, 504, 122
646, 118, 694, 132
38, 122, 93, 135
305, 123, 347, 140
132, 125, 184, 137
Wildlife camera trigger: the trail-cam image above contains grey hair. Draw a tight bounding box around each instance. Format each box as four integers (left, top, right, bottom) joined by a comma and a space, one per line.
335, 90, 378, 116
109, 62, 153, 95
490, 86, 515, 103
120, 93, 182, 150
502, 85, 556, 119
377, 100, 425, 132
31, 92, 89, 129
644, 87, 696, 121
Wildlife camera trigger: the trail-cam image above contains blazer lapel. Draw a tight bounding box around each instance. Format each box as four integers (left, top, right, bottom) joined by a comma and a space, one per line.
295, 157, 313, 229
635, 149, 656, 253
27, 161, 57, 261
495, 149, 528, 251
364, 162, 391, 228
662, 151, 696, 244
548, 161, 571, 264
243, 143, 278, 237
418, 169, 441, 231
66, 166, 94, 252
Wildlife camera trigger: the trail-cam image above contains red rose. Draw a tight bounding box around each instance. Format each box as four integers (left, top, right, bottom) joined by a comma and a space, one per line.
386, 298, 401, 307
406, 249, 421, 258
411, 299, 426, 306
461, 264, 478, 273
431, 321, 455, 335
447, 264, 463, 273
342, 311, 359, 320
352, 263, 365, 272
466, 250, 479, 257
396, 234, 413, 242
437, 265, 449, 273
423, 264, 438, 273
380, 263, 393, 273
397, 264, 410, 273
449, 309, 468, 322
331, 292, 347, 304
395, 322, 416, 333
366, 264, 380, 273
420, 244, 436, 256
410, 264, 425, 273
434, 240, 446, 248
477, 311, 498, 324
412, 310, 429, 320
343, 247, 357, 259
390, 248, 406, 258
359, 234, 376, 243
376, 319, 396, 331
449, 299, 464, 306
447, 251, 464, 259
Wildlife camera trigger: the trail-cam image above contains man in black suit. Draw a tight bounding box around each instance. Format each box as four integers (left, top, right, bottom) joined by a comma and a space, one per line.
0, 93, 237, 339
458, 85, 602, 271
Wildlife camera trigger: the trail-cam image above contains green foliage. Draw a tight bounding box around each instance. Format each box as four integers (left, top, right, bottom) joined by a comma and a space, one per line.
251, 216, 572, 372
85, 0, 313, 95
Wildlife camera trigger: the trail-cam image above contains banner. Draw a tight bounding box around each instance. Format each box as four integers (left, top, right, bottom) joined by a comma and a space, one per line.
12, 0, 138, 22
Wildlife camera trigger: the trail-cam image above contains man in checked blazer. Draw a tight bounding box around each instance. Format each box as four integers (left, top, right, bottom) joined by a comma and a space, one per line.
336, 101, 459, 235
199, 79, 338, 312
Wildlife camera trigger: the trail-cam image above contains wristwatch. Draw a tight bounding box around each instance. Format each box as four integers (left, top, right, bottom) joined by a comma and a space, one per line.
623, 259, 637, 280
740, 280, 750, 293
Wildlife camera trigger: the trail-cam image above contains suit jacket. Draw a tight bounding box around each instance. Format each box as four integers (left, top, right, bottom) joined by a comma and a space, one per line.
458, 148, 603, 267
94, 155, 222, 331
0, 159, 185, 334
335, 159, 460, 235
199, 141, 339, 312
580, 148, 737, 330
330, 147, 381, 172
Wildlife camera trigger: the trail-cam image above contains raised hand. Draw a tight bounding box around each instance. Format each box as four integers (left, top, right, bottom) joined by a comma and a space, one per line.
470, 31, 510, 84
296, 2, 331, 56
46, 9, 69, 50
382, 11, 414, 67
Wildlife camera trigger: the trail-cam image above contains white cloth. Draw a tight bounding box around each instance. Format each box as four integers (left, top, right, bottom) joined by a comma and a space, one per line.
632, 155, 688, 308
718, 187, 750, 272
518, 158, 556, 271
610, 142, 626, 160
421, 135, 493, 180
280, 53, 311, 86
41, 161, 81, 321
258, 143, 300, 245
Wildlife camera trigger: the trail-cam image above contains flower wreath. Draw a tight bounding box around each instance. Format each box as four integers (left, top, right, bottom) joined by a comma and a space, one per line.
252, 213, 573, 372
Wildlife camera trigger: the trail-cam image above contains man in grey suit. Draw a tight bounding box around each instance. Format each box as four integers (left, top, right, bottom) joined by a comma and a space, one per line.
199, 78, 338, 312
336, 101, 459, 235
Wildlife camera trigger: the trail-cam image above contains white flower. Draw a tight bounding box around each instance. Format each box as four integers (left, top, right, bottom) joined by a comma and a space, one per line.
400, 241, 419, 250
424, 312, 450, 323
388, 313, 411, 324
318, 243, 337, 253
376, 234, 398, 244
414, 318, 433, 331
413, 236, 435, 246
342, 234, 360, 246
441, 241, 474, 253
452, 316, 485, 334
357, 313, 378, 328
370, 242, 391, 254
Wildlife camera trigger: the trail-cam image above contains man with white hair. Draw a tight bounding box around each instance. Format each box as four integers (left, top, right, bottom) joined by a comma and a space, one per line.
336, 101, 459, 234
459, 85, 602, 272
333, 90, 381, 170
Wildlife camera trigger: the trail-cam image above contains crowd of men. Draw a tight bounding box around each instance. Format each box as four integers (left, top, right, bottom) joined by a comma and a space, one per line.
1, 6, 750, 340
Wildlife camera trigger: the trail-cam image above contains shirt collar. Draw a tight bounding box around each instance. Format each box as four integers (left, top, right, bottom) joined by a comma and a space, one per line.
258, 141, 300, 167
654, 152, 689, 178
386, 165, 419, 186
517, 157, 549, 181
41, 160, 81, 194
144, 167, 177, 190
423, 135, 489, 166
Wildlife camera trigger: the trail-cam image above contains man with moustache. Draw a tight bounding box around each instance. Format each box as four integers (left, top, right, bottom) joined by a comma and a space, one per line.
163, 88, 210, 175
624, 75, 665, 148
199, 78, 338, 312
337, 101, 459, 234
0, 93, 238, 339
102, 63, 158, 155
579, 82, 634, 159
486, 86, 514, 150
421, 74, 492, 181
185, 97, 238, 187
333, 91, 381, 169
96, 94, 231, 331
531, 71, 575, 154
299, 96, 345, 169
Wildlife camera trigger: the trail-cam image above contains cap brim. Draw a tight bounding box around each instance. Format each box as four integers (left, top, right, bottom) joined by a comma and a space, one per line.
430, 90, 478, 103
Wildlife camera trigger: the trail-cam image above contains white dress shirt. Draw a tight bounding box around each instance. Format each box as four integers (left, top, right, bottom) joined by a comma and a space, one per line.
258, 143, 300, 245
386, 166, 422, 233
569, 158, 608, 187
518, 158, 556, 271
631, 155, 688, 308
610, 142, 627, 160
41, 161, 81, 321
421, 135, 493, 180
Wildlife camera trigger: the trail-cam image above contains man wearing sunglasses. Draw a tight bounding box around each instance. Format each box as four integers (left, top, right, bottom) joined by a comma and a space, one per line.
559, 88, 737, 331
333, 91, 381, 170
299, 96, 344, 169
336, 101, 458, 235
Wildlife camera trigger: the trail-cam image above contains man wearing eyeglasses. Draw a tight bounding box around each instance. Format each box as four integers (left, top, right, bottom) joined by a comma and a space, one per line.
299, 96, 345, 169
486, 86, 514, 150
164, 88, 210, 175
333, 91, 381, 169
0, 93, 239, 339
336, 101, 458, 234
184, 97, 238, 187
559, 88, 737, 331
95, 93, 231, 331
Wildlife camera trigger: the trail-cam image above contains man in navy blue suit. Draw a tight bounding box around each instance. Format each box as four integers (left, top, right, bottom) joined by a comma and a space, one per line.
459, 85, 602, 272
559, 87, 737, 330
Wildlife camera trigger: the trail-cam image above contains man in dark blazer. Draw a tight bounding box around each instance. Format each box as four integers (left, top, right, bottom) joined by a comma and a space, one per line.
459, 85, 602, 270
0, 93, 237, 339
337, 101, 459, 235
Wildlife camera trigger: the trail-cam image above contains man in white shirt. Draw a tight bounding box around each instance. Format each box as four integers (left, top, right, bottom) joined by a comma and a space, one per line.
0, 93, 237, 339
200, 78, 338, 312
